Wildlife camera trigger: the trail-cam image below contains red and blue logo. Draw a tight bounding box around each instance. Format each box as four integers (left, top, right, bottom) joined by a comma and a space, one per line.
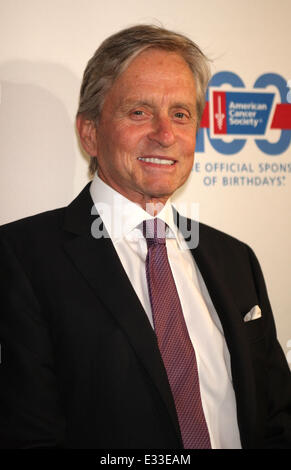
211, 89, 274, 136
197, 72, 291, 155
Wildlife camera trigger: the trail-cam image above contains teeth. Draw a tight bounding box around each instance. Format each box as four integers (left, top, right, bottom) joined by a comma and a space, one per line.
138, 157, 174, 165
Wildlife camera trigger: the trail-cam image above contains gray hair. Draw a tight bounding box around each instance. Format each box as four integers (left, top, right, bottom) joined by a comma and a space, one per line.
77, 24, 211, 175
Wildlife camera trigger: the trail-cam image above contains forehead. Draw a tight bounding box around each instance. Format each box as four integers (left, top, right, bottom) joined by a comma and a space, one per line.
104, 48, 196, 108
124, 47, 193, 74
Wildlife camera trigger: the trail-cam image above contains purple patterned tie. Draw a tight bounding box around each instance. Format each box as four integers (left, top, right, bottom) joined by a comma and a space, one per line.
143, 218, 211, 449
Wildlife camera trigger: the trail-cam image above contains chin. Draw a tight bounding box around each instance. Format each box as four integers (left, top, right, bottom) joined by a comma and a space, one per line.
146, 185, 176, 200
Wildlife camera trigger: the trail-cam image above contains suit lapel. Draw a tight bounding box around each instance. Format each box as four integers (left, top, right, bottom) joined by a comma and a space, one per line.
62, 184, 182, 446
176, 212, 258, 448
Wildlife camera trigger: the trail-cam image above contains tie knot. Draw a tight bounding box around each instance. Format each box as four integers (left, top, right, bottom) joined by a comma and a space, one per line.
143, 218, 166, 246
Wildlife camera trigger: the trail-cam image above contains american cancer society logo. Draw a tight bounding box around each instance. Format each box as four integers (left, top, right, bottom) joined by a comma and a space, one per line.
197, 72, 291, 155
209, 88, 275, 138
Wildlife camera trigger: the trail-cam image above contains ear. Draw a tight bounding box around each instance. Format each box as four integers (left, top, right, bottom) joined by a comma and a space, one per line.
76, 115, 98, 156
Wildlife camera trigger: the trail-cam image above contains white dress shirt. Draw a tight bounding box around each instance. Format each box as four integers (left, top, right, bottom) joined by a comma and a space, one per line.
90, 173, 241, 449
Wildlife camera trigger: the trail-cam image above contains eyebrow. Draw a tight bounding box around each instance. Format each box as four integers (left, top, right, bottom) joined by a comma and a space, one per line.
119, 99, 152, 110
119, 98, 196, 115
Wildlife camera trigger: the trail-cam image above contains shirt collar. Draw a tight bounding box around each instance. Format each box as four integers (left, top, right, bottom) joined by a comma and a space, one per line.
89, 173, 188, 250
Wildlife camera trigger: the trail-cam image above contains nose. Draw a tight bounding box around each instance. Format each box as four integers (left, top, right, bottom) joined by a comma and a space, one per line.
148, 115, 176, 147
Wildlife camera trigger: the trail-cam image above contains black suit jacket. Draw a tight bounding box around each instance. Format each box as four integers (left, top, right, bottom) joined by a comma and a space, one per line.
0, 183, 291, 449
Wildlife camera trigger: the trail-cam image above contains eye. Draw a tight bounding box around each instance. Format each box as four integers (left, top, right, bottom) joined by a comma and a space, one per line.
174, 111, 189, 120
130, 110, 145, 119
129, 109, 151, 121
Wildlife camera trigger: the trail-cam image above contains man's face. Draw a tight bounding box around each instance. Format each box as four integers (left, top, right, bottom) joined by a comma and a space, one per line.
94, 48, 197, 207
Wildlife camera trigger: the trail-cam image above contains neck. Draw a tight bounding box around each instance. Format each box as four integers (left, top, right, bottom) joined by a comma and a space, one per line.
141, 196, 168, 216
96, 171, 170, 216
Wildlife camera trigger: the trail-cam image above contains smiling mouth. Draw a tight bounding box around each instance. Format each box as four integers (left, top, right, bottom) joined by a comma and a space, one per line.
138, 156, 176, 166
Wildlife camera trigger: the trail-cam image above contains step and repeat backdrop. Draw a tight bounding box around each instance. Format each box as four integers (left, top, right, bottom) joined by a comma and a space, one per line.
0, 0, 290, 363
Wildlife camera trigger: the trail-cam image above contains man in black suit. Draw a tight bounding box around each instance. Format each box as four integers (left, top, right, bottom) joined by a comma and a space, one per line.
0, 25, 291, 449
